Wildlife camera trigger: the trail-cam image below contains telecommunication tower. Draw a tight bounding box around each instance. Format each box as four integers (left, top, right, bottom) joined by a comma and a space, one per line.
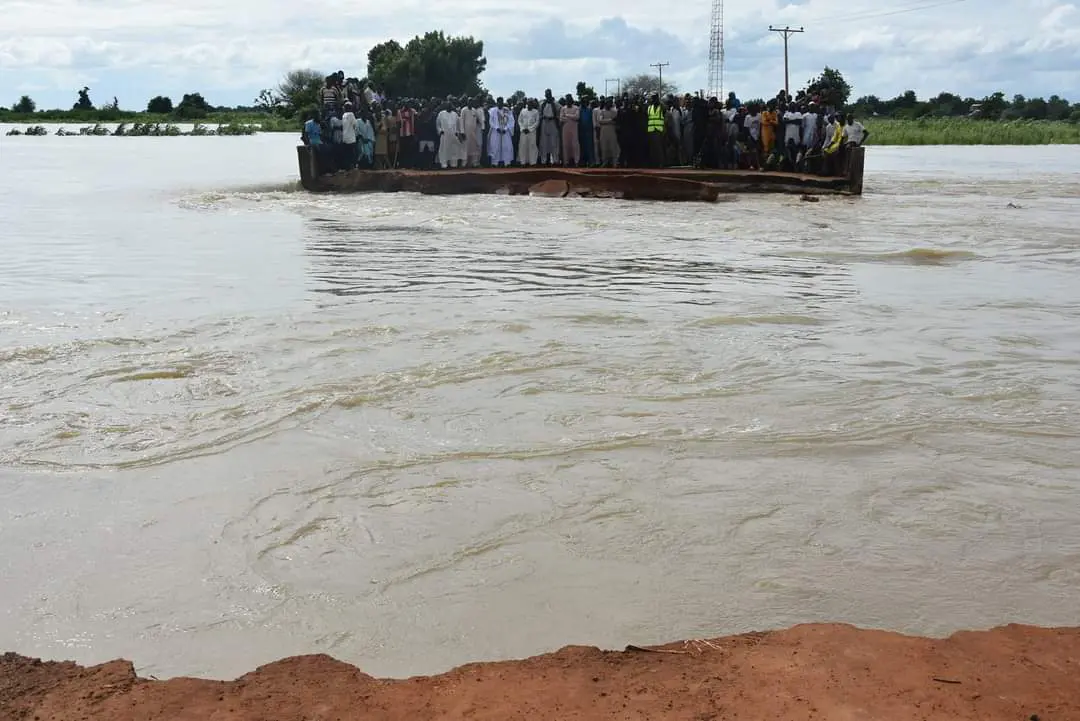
707, 0, 724, 99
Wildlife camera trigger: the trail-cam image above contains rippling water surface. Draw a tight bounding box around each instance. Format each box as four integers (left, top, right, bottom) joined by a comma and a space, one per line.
1, 130, 1079, 679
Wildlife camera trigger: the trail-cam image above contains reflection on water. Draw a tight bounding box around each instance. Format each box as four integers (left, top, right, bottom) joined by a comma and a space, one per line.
0, 137, 1078, 681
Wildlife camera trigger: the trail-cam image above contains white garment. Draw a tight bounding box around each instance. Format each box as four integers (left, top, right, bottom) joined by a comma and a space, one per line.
461, 107, 485, 166
844, 121, 865, 145
487, 105, 514, 165
822, 122, 835, 149
747, 113, 761, 141
802, 112, 818, 146
436, 109, 460, 168
341, 112, 358, 145
783, 111, 803, 144
517, 107, 539, 165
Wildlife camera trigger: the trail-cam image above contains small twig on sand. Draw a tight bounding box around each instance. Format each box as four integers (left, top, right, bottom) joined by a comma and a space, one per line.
932, 677, 962, 684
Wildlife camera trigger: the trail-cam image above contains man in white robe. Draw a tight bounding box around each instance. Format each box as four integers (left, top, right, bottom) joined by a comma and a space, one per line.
453, 102, 468, 167
461, 98, 485, 167
487, 97, 514, 166
517, 98, 539, 166
436, 103, 460, 169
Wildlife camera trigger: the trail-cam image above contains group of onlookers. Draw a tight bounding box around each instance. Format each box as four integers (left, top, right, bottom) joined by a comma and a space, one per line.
301, 72, 868, 176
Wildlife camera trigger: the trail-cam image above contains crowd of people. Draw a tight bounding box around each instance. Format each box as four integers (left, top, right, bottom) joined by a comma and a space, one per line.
301, 71, 869, 177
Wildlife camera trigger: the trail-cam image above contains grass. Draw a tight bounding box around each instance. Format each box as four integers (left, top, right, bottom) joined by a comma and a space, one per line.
864, 117, 1080, 145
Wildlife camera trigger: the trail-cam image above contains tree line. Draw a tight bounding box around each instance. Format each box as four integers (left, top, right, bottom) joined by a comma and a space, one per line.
4, 29, 1079, 125
851, 90, 1080, 122
3, 88, 221, 120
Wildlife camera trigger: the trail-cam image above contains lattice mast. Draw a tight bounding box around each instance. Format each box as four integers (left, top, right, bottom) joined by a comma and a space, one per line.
707, 0, 724, 99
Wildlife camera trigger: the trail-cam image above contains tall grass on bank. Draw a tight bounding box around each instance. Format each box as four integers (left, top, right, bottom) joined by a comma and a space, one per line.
865, 118, 1080, 145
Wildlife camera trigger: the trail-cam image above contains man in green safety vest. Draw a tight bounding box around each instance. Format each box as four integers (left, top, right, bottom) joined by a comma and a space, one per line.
646, 93, 666, 167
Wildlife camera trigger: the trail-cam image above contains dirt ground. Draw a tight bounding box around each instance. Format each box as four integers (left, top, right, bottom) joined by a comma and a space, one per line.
2, 623, 1077, 721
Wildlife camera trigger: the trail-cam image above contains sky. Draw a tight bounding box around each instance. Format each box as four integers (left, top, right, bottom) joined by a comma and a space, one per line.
1, 0, 1078, 110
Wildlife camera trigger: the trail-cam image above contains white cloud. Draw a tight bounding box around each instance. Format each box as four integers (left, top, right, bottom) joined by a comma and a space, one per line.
1, 0, 1078, 108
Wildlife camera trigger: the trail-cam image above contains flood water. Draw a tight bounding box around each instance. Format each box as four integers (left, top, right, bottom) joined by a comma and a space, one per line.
1, 128, 1079, 680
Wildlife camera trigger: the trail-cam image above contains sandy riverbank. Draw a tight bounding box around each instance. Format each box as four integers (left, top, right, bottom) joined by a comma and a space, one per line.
3, 623, 1078, 720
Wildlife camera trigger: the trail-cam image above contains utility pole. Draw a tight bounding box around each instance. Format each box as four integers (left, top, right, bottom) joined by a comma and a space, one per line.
649, 62, 670, 94
604, 78, 621, 96
767, 26, 804, 96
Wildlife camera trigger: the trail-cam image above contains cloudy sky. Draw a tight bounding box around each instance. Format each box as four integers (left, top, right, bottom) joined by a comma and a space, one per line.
2, 0, 1078, 110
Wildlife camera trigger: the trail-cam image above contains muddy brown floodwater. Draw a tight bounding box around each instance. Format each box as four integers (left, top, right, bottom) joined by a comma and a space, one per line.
1, 132, 1079, 692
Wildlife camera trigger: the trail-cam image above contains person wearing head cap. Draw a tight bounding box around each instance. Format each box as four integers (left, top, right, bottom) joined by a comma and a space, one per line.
517, 98, 539, 166
538, 90, 560, 166
487, 97, 514, 167
436, 101, 461, 169
559, 95, 581, 167
341, 101, 359, 169
679, 94, 695, 165
461, 97, 485, 167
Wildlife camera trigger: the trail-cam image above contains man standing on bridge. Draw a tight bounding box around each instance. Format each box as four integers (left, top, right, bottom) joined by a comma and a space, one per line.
517, 98, 540, 166
488, 97, 514, 167
461, 97, 485, 167
538, 90, 561, 166
646, 93, 667, 167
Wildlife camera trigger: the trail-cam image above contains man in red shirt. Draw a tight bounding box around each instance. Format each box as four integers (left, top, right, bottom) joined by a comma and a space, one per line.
397, 101, 417, 168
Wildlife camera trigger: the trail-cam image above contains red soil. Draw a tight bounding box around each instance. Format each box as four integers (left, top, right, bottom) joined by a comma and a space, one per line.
2, 623, 1077, 721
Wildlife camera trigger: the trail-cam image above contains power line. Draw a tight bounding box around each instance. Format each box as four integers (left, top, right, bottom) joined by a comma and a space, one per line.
807, 0, 968, 26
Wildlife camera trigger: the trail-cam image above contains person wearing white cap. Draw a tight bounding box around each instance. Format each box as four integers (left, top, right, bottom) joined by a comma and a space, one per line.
487, 97, 514, 167
436, 101, 461, 169
517, 98, 539, 166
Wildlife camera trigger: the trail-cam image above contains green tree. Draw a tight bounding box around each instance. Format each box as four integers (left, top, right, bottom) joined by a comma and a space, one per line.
276, 69, 324, 117
366, 31, 486, 98
976, 91, 1008, 119
1022, 97, 1047, 119
620, 73, 677, 98
508, 89, 527, 105
851, 94, 880, 116
12, 95, 35, 113
575, 81, 597, 104
367, 40, 404, 88
804, 67, 851, 108
147, 95, 173, 114
175, 92, 211, 119
1046, 95, 1071, 121
73, 87, 94, 111
928, 91, 964, 117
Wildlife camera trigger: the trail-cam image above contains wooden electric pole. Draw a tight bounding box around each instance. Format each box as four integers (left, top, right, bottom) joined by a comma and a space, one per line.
649, 62, 670, 94
767, 26, 804, 96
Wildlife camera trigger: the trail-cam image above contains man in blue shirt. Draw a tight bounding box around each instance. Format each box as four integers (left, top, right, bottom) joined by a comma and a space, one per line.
302, 112, 322, 146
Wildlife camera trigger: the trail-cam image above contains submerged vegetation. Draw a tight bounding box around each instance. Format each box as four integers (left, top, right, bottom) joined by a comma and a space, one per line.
5, 121, 262, 137
864, 118, 1080, 145
9, 117, 1079, 146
